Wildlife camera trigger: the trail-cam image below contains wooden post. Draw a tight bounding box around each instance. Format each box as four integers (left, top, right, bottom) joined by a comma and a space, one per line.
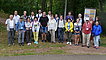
64, 0, 67, 20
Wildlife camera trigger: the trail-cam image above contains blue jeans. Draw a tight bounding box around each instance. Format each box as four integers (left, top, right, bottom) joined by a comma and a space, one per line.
41, 27, 47, 33
58, 28, 64, 42
18, 30, 25, 43
93, 35, 100, 47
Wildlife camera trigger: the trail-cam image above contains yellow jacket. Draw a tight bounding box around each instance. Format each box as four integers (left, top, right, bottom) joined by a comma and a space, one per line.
65, 22, 73, 32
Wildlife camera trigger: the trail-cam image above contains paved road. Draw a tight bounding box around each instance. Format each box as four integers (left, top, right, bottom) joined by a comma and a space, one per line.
0, 55, 106, 60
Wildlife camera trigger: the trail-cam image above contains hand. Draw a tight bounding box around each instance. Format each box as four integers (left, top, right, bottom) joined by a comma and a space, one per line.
23, 31, 25, 32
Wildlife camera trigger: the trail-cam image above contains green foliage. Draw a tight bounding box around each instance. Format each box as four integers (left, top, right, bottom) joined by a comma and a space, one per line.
0, 0, 101, 16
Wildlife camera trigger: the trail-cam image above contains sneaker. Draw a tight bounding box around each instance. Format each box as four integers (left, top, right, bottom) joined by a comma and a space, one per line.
69, 42, 72, 45
96, 47, 99, 49
29, 43, 31, 45
34, 41, 39, 44
12, 43, 15, 46
42, 40, 45, 42
93, 46, 96, 48
22, 43, 24, 46
67, 42, 70, 44
27, 43, 30, 46
8, 44, 11, 47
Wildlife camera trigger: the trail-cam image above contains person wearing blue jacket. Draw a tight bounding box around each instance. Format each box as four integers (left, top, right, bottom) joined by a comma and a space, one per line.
92, 21, 102, 49
16, 17, 26, 46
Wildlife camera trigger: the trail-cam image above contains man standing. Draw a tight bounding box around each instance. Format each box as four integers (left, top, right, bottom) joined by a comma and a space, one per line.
39, 12, 49, 42
66, 12, 74, 22
29, 11, 35, 22
47, 11, 52, 21
82, 18, 92, 48
36, 10, 42, 21
13, 11, 20, 25
57, 15, 65, 43
13, 11, 20, 39
21, 11, 28, 22
16, 17, 25, 46
5, 15, 16, 46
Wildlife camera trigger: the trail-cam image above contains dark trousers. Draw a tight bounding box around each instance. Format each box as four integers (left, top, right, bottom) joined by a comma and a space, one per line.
8, 29, 15, 44
26, 30, 32, 43
58, 28, 64, 42
66, 32, 72, 42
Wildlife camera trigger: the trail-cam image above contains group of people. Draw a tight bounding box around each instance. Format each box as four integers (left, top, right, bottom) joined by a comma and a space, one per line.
5, 10, 102, 49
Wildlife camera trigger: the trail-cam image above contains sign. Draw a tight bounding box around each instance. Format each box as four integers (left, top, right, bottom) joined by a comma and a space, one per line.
84, 8, 96, 21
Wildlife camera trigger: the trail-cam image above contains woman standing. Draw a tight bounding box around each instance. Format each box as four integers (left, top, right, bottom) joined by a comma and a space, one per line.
65, 18, 73, 45
48, 15, 57, 43
92, 21, 102, 49
31, 17, 40, 44
74, 19, 82, 46
25, 17, 32, 46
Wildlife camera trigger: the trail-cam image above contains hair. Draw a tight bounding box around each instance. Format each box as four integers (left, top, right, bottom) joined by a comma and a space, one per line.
67, 18, 71, 22
26, 17, 30, 20
34, 17, 38, 20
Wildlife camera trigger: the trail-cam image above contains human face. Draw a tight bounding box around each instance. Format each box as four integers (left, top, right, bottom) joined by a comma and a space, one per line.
68, 12, 71, 15
34, 18, 37, 21
96, 22, 99, 26
24, 11, 27, 16
96, 17, 99, 21
38, 10, 42, 13
78, 14, 82, 18
51, 15, 54, 20
60, 16, 63, 20
76, 19, 79, 23
20, 19, 22, 22
14, 11, 18, 15
31, 12, 34, 15
48, 11, 51, 15
27, 18, 30, 22
43, 12, 46, 16
68, 19, 70, 22
9, 15, 13, 20
55, 14, 58, 18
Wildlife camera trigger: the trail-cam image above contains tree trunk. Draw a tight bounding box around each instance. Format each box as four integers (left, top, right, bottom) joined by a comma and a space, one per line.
42, 0, 46, 12
50, 0, 53, 12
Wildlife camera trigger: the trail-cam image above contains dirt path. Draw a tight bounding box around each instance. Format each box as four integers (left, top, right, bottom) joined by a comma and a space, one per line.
0, 55, 106, 60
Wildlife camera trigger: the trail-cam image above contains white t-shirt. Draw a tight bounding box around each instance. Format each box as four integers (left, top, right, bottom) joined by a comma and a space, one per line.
13, 15, 20, 24
58, 20, 64, 28
25, 22, 31, 28
9, 20, 14, 28
48, 19, 57, 31
47, 15, 51, 21
5, 19, 15, 29
36, 13, 42, 21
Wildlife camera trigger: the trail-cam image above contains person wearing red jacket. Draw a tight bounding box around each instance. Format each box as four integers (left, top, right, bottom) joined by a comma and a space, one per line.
82, 18, 92, 48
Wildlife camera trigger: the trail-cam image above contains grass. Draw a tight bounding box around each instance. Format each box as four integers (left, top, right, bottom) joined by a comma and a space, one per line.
0, 24, 106, 56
